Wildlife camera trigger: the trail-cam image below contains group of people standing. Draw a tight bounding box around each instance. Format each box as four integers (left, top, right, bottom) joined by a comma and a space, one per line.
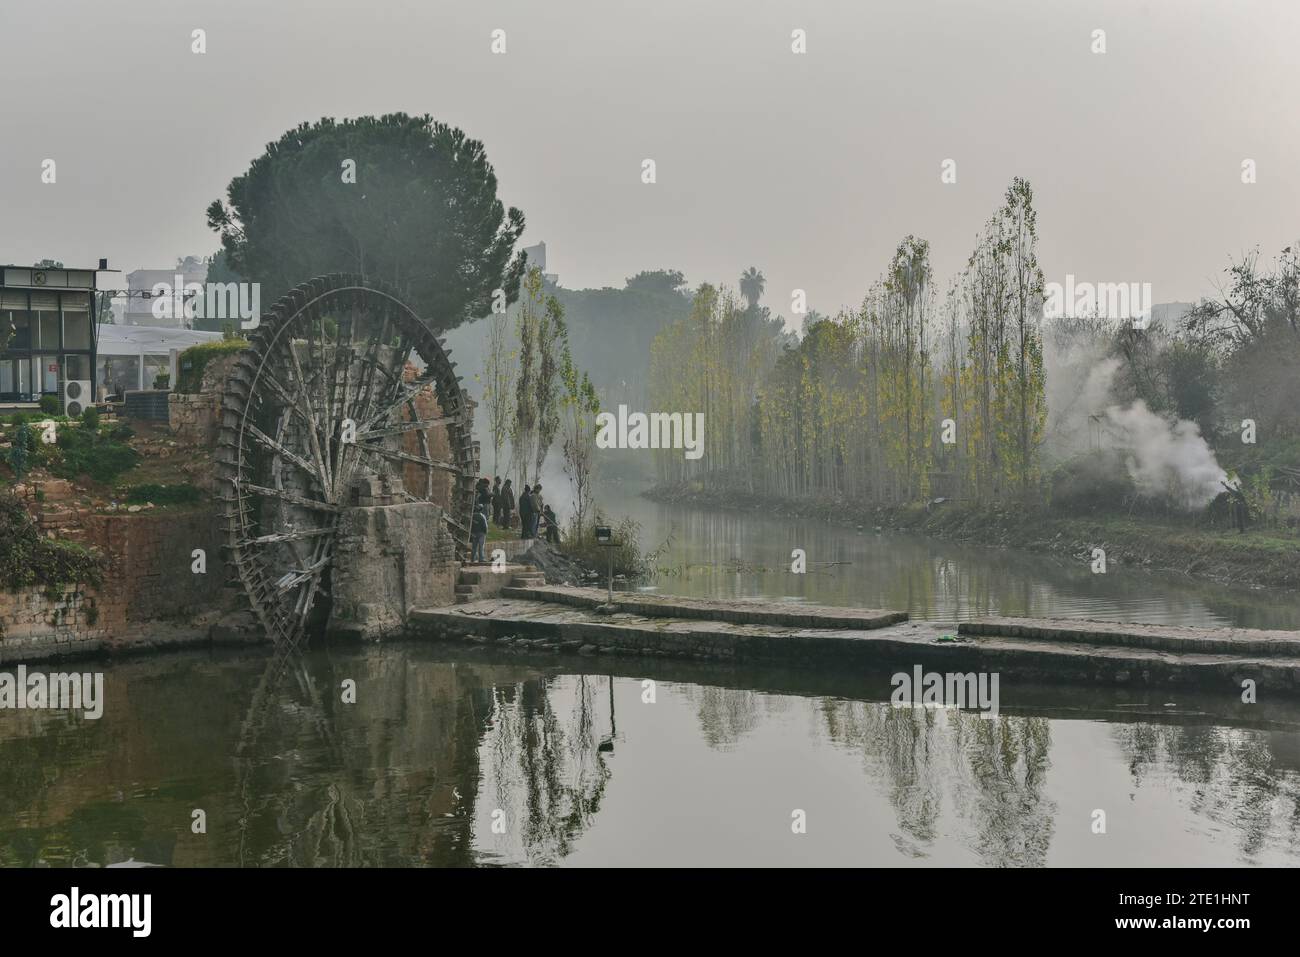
469, 475, 560, 563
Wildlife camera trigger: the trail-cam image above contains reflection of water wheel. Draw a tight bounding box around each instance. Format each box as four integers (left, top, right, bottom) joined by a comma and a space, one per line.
216, 274, 478, 655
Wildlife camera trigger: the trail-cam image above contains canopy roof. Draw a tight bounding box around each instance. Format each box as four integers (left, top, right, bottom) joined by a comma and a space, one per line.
96, 323, 223, 357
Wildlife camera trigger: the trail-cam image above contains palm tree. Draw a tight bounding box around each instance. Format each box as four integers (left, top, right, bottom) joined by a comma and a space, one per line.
739, 267, 766, 311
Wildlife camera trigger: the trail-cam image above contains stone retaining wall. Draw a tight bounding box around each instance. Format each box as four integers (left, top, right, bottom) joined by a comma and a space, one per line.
326, 501, 459, 641
168, 391, 222, 447
0, 509, 239, 664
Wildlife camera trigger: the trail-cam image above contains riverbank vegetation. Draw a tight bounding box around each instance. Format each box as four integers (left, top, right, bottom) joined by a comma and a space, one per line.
644, 178, 1300, 575
557, 514, 666, 579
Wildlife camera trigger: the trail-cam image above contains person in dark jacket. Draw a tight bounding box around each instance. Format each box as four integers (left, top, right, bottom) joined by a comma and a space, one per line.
518, 485, 535, 539
470, 504, 488, 563
491, 476, 502, 526
542, 504, 560, 544
475, 477, 491, 513
1222, 479, 1250, 534
500, 479, 515, 528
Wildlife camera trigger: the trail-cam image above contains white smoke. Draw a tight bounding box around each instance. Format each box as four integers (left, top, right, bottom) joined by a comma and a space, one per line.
1102, 400, 1228, 507
1044, 323, 1229, 509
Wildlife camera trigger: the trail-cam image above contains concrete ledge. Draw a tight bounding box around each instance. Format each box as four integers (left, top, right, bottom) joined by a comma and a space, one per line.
496, 585, 908, 630
408, 598, 1300, 694
959, 617, 1300, 657
405, 600, 1300, 691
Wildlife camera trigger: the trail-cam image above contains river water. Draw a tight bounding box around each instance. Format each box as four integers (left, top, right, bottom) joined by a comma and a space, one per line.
604, 481, 1300, 630
3, 490, 1299, 867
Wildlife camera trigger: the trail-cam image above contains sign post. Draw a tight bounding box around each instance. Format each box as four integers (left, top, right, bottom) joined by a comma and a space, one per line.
594, 525, 616, 611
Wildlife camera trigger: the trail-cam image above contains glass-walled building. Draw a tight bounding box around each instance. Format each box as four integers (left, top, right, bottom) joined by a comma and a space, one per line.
0, 265, 100, 405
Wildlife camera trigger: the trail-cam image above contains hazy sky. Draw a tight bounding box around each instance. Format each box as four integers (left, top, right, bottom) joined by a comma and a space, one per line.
2, 0, 1297, 329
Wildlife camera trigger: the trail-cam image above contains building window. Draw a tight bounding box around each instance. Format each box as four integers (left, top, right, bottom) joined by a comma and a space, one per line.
39, 356, 59, 393
38, 312, 60, 350
63, 309, 91, 350
7, 311, 32, 349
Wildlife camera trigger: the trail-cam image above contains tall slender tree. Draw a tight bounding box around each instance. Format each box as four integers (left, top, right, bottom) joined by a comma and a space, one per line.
512, 269, 543, 485
481, 305, 515, 475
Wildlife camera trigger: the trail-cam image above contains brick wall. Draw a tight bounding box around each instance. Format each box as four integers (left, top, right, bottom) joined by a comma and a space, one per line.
0, 509, 236, 664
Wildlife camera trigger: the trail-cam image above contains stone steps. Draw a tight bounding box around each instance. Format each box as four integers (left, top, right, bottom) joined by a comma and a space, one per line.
454, 582, 480, 605
452, 561, 543, 605
453, 563, 542, 603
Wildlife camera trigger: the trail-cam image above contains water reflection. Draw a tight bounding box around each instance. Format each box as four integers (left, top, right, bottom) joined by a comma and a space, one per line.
3, 645, 1298, 867
477, 673, 614, 864
1110, 723, 1300, 861
604, 486, 1300, 629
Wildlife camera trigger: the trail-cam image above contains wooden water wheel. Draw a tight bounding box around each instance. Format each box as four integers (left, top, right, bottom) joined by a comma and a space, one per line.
216, 274, 478, 656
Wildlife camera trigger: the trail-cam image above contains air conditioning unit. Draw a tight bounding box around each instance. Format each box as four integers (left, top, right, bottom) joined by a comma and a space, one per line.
63, 380, 92, 417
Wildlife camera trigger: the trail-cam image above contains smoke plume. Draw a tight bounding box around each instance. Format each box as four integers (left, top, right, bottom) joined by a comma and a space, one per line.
1044, 325, 1228, 508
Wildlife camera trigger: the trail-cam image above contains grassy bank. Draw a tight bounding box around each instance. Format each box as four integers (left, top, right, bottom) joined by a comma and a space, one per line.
645, 482, 1300, 590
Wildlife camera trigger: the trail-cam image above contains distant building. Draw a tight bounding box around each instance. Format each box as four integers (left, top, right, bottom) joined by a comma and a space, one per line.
522, 241, 558, 286
124, 260, 208, 328
0, 264, 102, 407
1151, 302, 1195, 327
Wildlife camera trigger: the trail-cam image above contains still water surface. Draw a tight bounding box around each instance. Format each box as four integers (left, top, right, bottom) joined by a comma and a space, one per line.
2, 493, 1299, 867
2, 647, 1298, 867
608, 484, 1300, 630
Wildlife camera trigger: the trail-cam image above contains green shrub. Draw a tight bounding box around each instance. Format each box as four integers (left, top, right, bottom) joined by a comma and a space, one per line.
1048, 452, 1138, 514
122, 483, 202, 506
53, 427, 139, 484
153, 372, 170, 390
109, 423, 135, 441
560, 513, 665, 579
7, 421, 32, 480
38, 395, 60, 414
176, 339, 249, 393
33, 441, 62, 469
81, 406, 100, 431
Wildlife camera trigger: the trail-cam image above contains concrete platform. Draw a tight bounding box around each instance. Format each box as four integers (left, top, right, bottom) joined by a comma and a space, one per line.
495, 585, 908, 629
408, 591, 1300, 695
960, 616, 1300, 656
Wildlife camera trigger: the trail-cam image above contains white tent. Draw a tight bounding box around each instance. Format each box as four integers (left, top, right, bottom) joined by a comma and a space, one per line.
96, 324, 224, 393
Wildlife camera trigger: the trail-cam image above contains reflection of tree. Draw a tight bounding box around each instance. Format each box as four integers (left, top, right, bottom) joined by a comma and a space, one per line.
949, 715, 1054, 866
688, 685, 775, 749
1110, 723, 1300, 860
233, 649, 486, 867
819, 701, 942, 844
818, 700, 1054, 863
478, 674, 613, 864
